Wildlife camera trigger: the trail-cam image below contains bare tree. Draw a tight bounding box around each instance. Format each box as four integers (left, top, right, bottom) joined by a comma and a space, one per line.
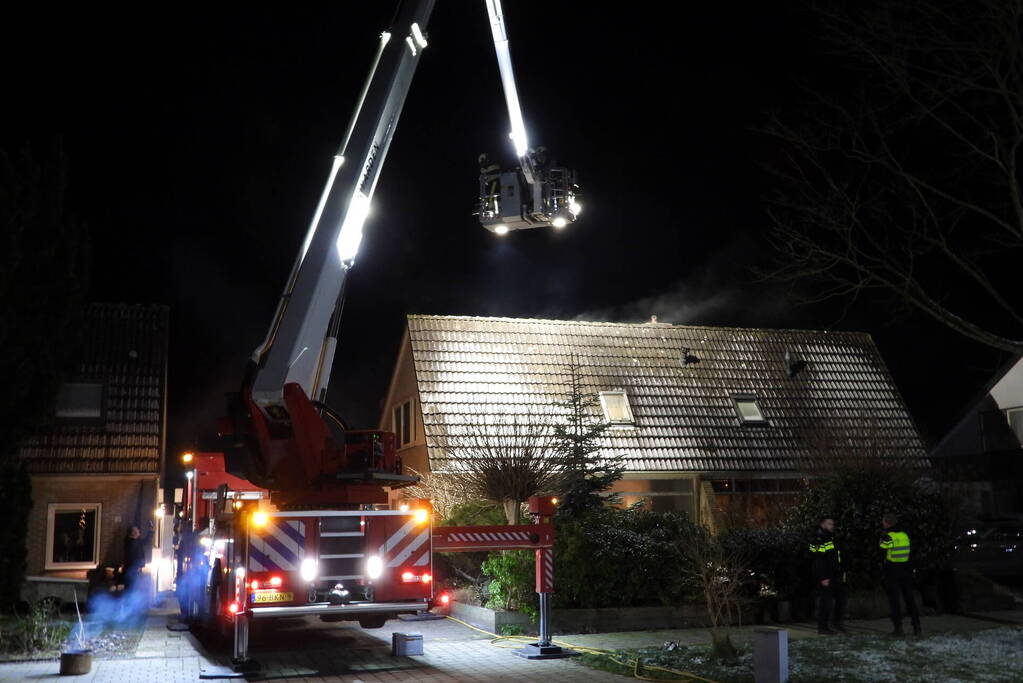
766, 0, 1023, 354
425, 409, 567, 524
679, 525, 748, 661
402, 469, 470, 522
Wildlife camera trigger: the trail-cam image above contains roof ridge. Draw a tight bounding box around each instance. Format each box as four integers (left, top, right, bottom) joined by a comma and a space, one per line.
405, 313, 871, 338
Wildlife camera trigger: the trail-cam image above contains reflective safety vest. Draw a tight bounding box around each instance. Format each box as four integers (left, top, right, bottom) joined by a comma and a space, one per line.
809, 539, 841, 561
880, 530, 911, 563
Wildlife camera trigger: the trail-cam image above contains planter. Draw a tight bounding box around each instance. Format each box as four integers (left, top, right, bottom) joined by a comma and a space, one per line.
59, 650, 92, 676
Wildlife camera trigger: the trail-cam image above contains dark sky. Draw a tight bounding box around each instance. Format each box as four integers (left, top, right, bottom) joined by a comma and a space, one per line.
4, 2, 1010, 473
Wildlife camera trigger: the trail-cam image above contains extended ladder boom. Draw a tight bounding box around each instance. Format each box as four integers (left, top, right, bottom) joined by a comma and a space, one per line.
251, 2, 435, 414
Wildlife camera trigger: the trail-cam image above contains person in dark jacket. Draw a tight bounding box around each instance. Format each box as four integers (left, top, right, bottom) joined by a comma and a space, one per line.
122, 521, 154, 591
810, 516, 847, 634
880, 513, 921, 636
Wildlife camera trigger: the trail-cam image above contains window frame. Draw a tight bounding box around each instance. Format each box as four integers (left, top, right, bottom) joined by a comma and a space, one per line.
1006, 406, 1023, 442
731, 393, 768, 426
54, 382, 104, 421
45, 503, 102, 570
393, 398, 415, 449
599, 390, 636, 427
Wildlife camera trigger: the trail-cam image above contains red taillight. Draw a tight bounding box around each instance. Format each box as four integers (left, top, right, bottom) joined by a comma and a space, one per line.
227, 601, 240, 614
439, 593, 450, 606
249, 579, 261, 590
422, 573, 432, 584
402, 571, 415, 582
270, 576, 283, 587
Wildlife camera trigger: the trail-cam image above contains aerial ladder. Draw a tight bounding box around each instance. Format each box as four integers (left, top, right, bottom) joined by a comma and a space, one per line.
177, 0, 577, 669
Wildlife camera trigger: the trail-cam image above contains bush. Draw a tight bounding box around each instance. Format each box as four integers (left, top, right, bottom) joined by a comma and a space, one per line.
553, 506, 699, 610
720, 526, 808, 601
782, 466, 961, 589
481, 550, 538, 620
0, 602, 71, 654
434, 501, 507, 597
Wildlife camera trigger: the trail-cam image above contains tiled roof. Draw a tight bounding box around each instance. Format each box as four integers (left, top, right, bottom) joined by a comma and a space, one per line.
406, 315, 927, 473
20, 303, 168, 474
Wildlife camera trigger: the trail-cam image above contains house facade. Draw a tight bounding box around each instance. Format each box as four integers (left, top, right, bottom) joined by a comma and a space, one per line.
380, 315, 927, 527
18, 303, 169, 599
930, 356, 1023, 517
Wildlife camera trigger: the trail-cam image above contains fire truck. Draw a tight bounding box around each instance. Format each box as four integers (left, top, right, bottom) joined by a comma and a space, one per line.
175, 0, 576, 669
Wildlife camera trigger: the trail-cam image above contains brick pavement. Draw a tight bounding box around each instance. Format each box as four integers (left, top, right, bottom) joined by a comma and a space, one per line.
3, 601, 1019, 682
0, 600, 625, 682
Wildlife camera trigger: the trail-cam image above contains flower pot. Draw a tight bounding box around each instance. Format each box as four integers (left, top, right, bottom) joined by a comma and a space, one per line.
59, 650, 92, 676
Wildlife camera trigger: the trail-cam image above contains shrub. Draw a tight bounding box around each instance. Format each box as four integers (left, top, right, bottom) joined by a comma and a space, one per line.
782, 465, 962, 589
434, 501, 507, 595
553, 506, 699, 610
481, 550, 538, 620
719, 526, 808, 601
0, 602, 71, 654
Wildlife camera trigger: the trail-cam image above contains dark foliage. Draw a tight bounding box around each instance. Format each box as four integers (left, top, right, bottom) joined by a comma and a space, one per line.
781, 465, 961, 590
0, 141, 90, 606
552, 506, 698, 609
0, 461, 32, 609
552, 359, 625, 519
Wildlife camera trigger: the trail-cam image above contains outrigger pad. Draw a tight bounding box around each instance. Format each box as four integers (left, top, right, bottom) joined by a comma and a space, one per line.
514, 643, 578, 660
198, 664, 247, 679
398, 612, 445, 622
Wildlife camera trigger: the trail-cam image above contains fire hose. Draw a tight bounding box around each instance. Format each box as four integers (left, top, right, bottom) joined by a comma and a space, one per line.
442, 615, 722, 683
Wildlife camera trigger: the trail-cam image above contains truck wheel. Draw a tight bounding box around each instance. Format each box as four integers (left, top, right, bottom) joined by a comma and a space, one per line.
358, 614, 389, 629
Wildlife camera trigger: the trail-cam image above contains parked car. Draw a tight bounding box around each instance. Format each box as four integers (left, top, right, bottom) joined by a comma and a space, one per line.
952, 519, 1023, 579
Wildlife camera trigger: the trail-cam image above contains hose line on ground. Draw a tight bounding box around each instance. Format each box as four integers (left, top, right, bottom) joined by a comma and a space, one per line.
442, 615, 721, 683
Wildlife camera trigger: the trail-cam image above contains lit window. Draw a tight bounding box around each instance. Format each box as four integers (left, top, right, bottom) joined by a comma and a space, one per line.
45, 503, 101, 570
393, 398, 414, 448
732, 395, 766, 424
599, 390, 635, 426
55, 383, 103, 419
1007, 407, 1023, 442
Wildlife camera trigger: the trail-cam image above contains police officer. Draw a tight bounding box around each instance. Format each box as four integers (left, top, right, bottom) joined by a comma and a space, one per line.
880, 513, 921, 636
809, 516, 847, 634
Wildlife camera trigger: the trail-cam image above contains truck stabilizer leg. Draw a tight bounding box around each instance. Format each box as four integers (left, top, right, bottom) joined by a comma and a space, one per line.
514, 592, 577, 660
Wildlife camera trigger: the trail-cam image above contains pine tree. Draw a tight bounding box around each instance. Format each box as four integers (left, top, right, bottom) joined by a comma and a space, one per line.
552, 358, 624, 518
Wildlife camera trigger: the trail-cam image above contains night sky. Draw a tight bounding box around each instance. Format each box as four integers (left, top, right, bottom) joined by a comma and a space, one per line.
4, 2, 1010, 476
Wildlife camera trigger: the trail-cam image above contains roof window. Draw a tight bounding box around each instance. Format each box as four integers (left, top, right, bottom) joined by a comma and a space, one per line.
599, 390, 635, 426
732, 394, 766, 425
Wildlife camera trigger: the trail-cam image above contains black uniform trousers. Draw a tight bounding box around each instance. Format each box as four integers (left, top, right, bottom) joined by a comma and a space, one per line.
883, 564, 920, 628
816, 576, 847, 630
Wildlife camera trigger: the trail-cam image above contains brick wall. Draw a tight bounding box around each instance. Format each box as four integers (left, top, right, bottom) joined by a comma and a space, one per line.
27, 475, 158, 578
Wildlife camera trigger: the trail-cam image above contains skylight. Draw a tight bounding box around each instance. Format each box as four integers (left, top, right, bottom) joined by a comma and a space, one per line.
599, 390, 635, 426
732, 395, 766, 424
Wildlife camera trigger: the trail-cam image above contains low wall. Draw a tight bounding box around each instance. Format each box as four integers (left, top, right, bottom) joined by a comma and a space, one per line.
22, 576, 89, 604
450, 601, 718, 634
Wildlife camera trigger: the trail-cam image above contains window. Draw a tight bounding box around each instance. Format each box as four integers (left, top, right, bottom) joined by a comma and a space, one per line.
55, 383, 103, 419
599, 390, 635, 426
1006, 407, 1023, 443
45, 503, 101, 570
732, 394, 766, 424
393, 398, 414, 448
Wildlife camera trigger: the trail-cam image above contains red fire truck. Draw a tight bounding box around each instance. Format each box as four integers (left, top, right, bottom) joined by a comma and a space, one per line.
174, 0, 575, 668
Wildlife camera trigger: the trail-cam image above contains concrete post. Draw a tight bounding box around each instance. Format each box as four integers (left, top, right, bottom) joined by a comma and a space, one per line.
754, 627, 788, 683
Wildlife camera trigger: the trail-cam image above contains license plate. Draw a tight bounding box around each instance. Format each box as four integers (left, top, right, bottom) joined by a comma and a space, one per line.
251, 590, 293, 604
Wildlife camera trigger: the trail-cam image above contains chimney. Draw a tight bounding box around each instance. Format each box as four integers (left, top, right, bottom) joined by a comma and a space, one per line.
648, 315, 658, 324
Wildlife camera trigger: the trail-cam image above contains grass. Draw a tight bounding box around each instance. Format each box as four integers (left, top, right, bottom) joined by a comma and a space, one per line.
577, 627, 1023, 683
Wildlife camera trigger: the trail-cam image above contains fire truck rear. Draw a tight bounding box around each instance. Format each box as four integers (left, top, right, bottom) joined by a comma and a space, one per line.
177, 453, 433, 655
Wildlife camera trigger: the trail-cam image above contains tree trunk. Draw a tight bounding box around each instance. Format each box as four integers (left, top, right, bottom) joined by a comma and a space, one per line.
502, 499, 520, 525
